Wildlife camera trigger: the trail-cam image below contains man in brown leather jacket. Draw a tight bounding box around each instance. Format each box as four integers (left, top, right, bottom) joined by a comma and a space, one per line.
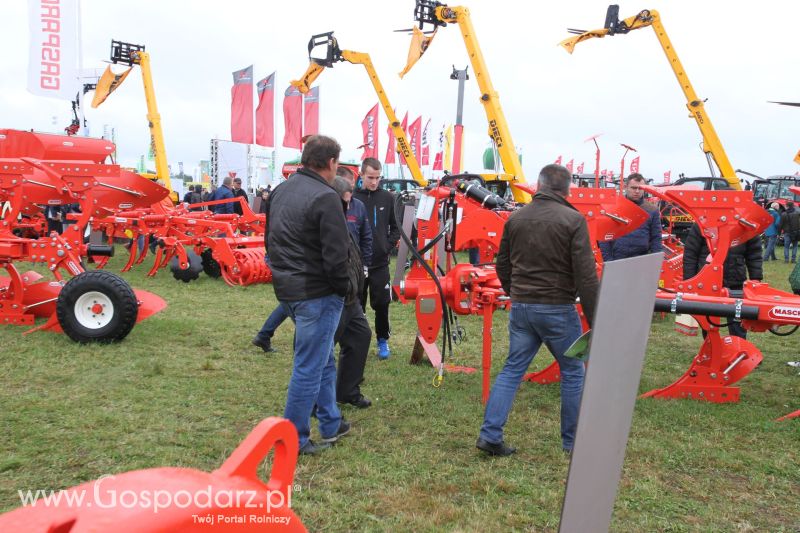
477, 164, 599, 457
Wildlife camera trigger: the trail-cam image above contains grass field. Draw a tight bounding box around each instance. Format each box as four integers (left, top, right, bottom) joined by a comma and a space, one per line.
1, 253, 798, 531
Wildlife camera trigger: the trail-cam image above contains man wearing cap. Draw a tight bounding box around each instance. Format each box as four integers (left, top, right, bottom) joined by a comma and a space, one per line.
231, 177, 249, 216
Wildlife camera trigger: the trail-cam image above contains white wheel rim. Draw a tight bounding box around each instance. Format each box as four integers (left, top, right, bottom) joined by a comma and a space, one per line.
74, 291, 114, 329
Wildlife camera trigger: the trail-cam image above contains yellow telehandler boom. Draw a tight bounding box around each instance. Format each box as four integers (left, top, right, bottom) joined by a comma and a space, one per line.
404, 1, 529, 202
109, 40, 177, 201
291, 32, 427, 187
560, 6, 741, 191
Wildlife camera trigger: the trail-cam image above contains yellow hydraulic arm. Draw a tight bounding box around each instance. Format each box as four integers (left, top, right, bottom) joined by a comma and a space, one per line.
291, 32, 426, 187
405, 1, 529, 202
110, 40, 176, 200
560, 6, 741, 191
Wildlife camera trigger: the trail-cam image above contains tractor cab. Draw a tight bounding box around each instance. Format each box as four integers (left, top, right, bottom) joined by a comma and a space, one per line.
752, 175, 800, 210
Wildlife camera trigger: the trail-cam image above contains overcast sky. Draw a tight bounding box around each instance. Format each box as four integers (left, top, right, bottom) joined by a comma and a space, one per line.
3, 0, 799, 184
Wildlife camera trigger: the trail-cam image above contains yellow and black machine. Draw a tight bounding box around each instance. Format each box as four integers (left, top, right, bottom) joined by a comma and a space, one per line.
291, 32, 427, 187
94, 40, 177, 202
560, 5, 741, 191
400, 1, 530, 203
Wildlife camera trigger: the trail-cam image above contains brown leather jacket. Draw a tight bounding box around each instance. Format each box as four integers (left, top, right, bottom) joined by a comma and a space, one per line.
496, 191, 599, 325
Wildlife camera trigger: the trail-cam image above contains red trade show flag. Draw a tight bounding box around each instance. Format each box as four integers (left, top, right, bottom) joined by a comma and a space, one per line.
630, 156, 640, 173
432, 123, 444, 170
361, 103, 379, 160
576, 162, 584, 174
303, 86, 320, 137
555, 155, 562, 165
421, 118, 431, 165
255, 72, 275, 148
230, 65, 254, 144
601, 169, 608, 176
282, 85, 303, 149
566, 159, 574, 173
399, 112, 409, 165
385, 115, 396, 164
664, 170, 671, 184
409, 115, 422, 159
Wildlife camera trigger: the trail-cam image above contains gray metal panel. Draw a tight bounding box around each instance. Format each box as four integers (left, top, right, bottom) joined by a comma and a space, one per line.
559, 253, 663, 533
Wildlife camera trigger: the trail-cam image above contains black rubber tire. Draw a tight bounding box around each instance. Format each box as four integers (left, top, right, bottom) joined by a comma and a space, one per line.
170, 250, 203, 283
56, 270, 139, 343
201, 248, 222, 278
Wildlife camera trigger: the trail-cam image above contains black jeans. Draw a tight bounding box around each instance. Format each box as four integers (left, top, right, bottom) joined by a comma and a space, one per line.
334, 302, 372, 402
361, 263, 391, 339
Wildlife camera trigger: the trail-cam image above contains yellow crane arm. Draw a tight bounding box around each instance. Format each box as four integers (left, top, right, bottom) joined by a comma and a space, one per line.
560, 7, 740, 190
290, 33, 427, 186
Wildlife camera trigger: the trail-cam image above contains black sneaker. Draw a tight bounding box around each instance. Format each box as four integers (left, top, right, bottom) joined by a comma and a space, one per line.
298, 440, 331, 456
339, 395, 372, 409
320, 419, 351, 444
252, 336, 275, 353
476, 437, 516, 457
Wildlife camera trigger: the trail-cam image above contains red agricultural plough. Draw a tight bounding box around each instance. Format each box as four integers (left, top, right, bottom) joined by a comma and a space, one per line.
0, 129, 166, 342
396, 177, 799, 419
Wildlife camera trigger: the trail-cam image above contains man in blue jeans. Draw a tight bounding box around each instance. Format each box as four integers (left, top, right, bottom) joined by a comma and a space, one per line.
477, 164, 599, 456
265, 135, 352, 455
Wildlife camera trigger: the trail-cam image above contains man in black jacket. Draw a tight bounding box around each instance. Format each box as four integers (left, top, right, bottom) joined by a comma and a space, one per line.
477, 164, 598, 457
265, 135, 351, 455
682, 223, 762, 339
780, 201, 800, 263
231, 177, 248, 216
352, 157, 400, 360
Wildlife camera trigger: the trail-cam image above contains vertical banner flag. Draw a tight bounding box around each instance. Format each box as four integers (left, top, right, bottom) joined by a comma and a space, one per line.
432, 123, 445, 170
409, 116, 422, 160
399, 112, 409, 165
630, 156, 640, 173
360, 103, 379, 160
231, 65, 254, 144
303, 86, 320, 137
443, 124, 453, 172
577, 162, 584, 174
663, 170, 671, 184
421, 118, 431, 165
255, 72, 275, 148
385, 109, 396, 164
555, 155, 562, 165
601, 169, 608, 177
28, 0, 80, 100
282, 85, 303, 149
566, 159, 574, 173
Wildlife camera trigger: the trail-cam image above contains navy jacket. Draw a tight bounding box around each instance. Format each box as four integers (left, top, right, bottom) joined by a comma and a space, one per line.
211, 185, 235, 214
346, 197, 373, 267
599, 198, 663, 261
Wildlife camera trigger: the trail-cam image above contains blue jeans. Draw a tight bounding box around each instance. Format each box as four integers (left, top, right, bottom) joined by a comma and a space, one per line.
283, 294, 344, 448
784, 234, 798, 262
764, 235, 778, 260
255, 303, 290, 342
480, 303, 585, 450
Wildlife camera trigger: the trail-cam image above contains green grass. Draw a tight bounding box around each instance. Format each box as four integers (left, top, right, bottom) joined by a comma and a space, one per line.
1, 254, 799, 531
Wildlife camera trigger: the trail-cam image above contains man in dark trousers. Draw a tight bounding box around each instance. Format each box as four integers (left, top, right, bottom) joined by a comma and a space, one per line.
337, 166, 372, 268
683, 223, 762, 339
264, 135, 351, 455
598, 173, 662, 261
353, 157, 400, 360
477, 164, 599, 457
780, 200, 800, 263
231, 177, 248, 216
331, 175, 373, 408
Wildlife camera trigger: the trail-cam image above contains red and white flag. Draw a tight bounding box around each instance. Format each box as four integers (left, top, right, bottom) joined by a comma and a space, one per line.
360, 103, 379, 160
576, 162, 584, 174
409, 115, 422, 160
282, 85, 303, 149
566, 159, 574, 173
303, 86, 320, 137
601, 169, 608, 177
421, 118, 431, 165
432, 123, 445, 170
231, 65, 254, 144
27, 0, 80, 100
385, 110, 397, 164
663, 170, 671, 184
399, 112, 409, 165
255, 72, 275, 147
555, 155, 562, 165
630, 156, 640, 174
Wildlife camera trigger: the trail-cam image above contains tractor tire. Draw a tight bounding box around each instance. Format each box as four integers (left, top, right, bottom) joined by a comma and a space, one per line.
56, 270, 139, 343
201, 248, 222, 278
170, 250, 203, 283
